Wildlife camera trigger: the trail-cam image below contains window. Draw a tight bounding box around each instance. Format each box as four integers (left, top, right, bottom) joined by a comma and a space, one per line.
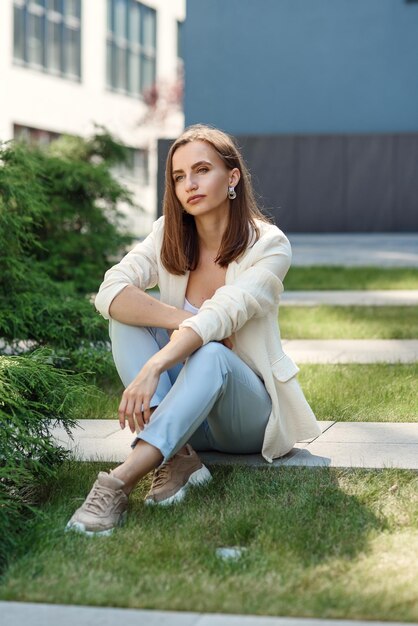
14, 123, 61, 146
107, 0, 157, 97
13, 0, 81, 80
113, 147, 149, 186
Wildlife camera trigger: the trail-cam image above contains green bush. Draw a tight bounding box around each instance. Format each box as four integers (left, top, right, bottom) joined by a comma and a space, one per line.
0, 131, 131, 569
0, 130, 133, 356
0, 130, 133, 294
0, 350, 100, 571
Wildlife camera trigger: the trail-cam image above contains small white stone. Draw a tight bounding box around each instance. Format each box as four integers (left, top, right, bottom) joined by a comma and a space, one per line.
216, 547, 247, 561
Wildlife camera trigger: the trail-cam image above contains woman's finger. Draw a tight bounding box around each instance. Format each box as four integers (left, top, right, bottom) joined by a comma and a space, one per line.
118, 394, 128, 429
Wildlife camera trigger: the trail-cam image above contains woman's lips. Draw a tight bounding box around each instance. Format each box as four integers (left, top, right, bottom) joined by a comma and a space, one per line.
187, 195, 205, 204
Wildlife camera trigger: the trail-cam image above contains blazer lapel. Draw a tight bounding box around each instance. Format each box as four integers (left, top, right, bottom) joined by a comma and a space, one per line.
166, 270, 190, 309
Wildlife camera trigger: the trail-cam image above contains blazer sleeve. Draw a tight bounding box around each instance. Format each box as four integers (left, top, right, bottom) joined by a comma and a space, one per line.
94, 218, 162, 319
179, 228, 291, 344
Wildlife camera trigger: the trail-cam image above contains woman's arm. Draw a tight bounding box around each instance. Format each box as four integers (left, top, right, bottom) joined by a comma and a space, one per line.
109, 285, 193, 330
118, 327, 202, 432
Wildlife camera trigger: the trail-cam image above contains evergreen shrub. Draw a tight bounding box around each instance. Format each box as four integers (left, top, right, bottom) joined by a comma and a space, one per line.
0, 349, 100, 571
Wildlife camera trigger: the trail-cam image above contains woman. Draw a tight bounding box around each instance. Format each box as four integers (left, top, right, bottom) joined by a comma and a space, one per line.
66, 124, 321, 536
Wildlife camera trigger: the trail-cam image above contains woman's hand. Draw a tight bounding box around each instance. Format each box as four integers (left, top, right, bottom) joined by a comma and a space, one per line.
118, 362, 160, 433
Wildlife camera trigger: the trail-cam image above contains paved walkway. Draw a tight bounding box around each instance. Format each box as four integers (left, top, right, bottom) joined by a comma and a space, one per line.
3, 602, 416, 626
282, 339, 418, 364
280, 290, 418, 306
287, 233, 418, 267
51, 420, 418, 470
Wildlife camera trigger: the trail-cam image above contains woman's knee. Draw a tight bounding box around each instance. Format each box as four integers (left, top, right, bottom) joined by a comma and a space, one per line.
186, 341, 229, 376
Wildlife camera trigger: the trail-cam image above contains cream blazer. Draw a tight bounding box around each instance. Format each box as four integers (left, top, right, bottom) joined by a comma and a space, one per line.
95, 216, 322, 462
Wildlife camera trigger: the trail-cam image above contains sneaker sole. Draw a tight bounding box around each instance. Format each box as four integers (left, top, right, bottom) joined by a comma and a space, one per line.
145, 464, 212, 506
65, 511, 127, 537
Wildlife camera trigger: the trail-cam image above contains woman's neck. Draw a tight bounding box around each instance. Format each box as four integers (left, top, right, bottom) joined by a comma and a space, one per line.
194, 212, 229, 254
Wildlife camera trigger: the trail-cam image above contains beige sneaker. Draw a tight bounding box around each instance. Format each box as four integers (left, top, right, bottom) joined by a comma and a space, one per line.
145, 444, 212, 506
66, 472, 128, 536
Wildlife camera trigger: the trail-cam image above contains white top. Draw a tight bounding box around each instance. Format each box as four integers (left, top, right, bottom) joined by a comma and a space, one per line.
183, 297, 200, 315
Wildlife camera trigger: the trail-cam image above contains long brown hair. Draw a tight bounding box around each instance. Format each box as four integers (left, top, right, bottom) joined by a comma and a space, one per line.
160, 124, 269, 275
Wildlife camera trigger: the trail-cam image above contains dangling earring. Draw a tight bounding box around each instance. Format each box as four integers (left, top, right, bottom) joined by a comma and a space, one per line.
228, 186, 237, 200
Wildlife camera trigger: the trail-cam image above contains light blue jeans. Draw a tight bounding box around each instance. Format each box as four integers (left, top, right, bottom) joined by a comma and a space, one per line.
109, 320, 272, 462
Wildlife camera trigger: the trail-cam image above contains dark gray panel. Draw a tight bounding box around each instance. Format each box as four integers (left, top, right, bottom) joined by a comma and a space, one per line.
394, 135, 418, 231
157, 133, 418, 232
296, 135, 345, 232
157, 139, 173, 218
238, 135, 297, 230
346, 135, 395, 231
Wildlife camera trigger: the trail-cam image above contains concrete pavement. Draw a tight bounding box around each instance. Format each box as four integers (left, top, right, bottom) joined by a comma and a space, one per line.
3, 602, 417, 626
51, 420, 418, 470
282, 339, 418, 364
280, 290, 418, 306
287, 233, 418, 267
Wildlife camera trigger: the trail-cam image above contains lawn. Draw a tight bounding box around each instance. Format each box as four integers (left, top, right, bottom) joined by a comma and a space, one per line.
299, 363, 418, 422
280, 306, 418, 339
78, 363, 418, 423
1, 463, 417, 622
284, 266, 418, 290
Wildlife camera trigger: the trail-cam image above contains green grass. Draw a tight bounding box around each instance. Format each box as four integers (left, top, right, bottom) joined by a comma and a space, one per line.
300, 363, 418, 422
284, 266, 418, 290
76, 364, 418, 423
1, 463, 418, 621
280, 306, 418, 339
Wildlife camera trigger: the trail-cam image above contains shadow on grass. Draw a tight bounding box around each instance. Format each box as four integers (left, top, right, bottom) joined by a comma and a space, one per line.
0, 462, 385, 607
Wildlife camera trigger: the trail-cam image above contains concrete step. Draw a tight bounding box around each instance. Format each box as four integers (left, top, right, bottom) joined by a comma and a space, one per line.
281, 290, 418, 306
51, 420, 418, 470
2, 601, 416, 626
282, 339, 418, 363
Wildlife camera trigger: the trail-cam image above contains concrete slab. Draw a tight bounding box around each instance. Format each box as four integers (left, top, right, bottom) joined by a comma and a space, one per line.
284, 442, 418, 470
53, 425, 135, 463
281, 290, 418, 306
51, 421, 335, 466
287, 233, 418, 267
282, 339, 418, 364
2, 603, 416, 626
317, 422, 418, 444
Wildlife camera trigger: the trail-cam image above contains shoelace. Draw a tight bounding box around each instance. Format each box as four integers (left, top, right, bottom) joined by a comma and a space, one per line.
83, 485, 115, 514
151, 459, 174, 489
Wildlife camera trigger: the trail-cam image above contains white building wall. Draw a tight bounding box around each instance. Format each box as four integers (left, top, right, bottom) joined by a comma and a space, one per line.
0, 0, 185, 238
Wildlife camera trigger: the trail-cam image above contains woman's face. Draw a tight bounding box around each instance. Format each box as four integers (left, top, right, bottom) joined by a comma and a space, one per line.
172, 140, 239, 217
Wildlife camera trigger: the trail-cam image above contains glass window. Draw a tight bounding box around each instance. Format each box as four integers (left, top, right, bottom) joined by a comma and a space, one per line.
140, 54, 155, 92
14, 123, 60, 146
129, 3, 141, 44
128, 51, 140, 96
177, 20, 183, 60
64, 26, 80, 76
114, 0, 127, 39
46, 19, 62, 72
107, 1, 156, 97
27, 12, 44, 66
13, 5, 25, 61
47, 0, 61, 12
142, 7, 156, 48
65, 0, 80, 18
13, 0, 81, 80
114, 46, 127, 91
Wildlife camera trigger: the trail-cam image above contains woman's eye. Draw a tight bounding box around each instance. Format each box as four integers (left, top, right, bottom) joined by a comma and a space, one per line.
174, 175, 184, 182
198, 167, 208, 174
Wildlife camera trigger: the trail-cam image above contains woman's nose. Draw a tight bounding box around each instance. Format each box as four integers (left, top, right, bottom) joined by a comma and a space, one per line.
185, 174, 197, 191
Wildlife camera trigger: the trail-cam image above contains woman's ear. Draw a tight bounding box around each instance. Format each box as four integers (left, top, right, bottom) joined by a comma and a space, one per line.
229, 168, 241, 187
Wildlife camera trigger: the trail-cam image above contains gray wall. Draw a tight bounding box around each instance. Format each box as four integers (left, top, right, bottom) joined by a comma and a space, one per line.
184, 0, 418, 134
158, 134, 418, 232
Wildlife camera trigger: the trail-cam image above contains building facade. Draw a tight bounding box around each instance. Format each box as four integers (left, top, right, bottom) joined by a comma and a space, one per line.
1, 0, 185, 237
180, 0, 418, 232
